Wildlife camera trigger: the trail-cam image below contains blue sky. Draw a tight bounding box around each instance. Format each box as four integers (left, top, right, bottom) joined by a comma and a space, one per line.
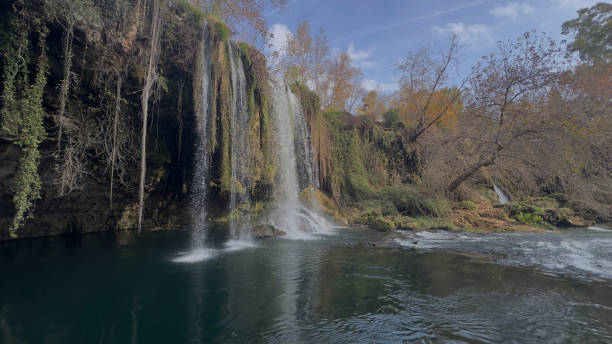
264, 0, 601, 93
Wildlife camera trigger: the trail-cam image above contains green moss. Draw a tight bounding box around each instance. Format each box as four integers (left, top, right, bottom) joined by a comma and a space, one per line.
355, 211, 396, 231
215, 21, 228, 41
174, 0, 206, 26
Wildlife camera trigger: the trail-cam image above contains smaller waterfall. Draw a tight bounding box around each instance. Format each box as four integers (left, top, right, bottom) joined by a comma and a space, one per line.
227, 40, 252, 240
494, 184, 510, 204
293, 94, 316, 190
189, 24, 212, 248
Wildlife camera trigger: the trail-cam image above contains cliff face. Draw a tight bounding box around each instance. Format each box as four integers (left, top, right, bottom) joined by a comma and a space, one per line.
0, 2, 272, 240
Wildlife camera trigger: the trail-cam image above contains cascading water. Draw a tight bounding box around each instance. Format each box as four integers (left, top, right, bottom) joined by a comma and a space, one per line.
174, 24, 214, 263
269, 80, 331, 237
227, 40, 252, 240
294, 102, 316, 190
494, 184, 510, 204
189, 24, 212, 248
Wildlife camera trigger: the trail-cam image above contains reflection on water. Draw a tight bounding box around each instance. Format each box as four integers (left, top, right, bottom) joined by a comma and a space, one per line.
0, 228, 611, 343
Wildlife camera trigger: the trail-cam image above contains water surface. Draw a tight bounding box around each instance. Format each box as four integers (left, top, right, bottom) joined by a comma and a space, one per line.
1, 227, 611, 343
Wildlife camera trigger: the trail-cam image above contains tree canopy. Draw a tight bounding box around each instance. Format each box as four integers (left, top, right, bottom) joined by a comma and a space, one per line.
562, 2, 612, 62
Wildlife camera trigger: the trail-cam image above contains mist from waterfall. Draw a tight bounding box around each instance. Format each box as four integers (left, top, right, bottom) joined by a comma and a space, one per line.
189, 24, 212, 249
269, 80, 331, 238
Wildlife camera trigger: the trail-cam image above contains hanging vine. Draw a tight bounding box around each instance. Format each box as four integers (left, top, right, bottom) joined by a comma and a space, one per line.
1, 19, 49, 238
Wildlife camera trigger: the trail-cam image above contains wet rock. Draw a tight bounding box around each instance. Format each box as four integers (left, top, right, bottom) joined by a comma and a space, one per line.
253, 224, 287, 238
544, 207, 594, 227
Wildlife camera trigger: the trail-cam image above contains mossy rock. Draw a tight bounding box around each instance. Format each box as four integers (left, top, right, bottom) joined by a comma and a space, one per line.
504, 201, 545, 217
366, 216, 396, 231
382, 185, 441, 217
299, 188, 347, 224
544, 207, 593, 227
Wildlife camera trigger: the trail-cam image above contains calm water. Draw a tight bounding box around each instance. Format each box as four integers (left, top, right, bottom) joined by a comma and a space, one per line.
1, 226, 611, 343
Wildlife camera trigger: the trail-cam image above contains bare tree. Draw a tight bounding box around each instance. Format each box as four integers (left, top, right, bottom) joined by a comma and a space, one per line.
396, 36, 462, 142
447, 32, 564, 193
310, 27, 330, 98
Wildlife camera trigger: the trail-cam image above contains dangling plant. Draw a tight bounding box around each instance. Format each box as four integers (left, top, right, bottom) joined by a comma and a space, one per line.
1, 19, 49, 238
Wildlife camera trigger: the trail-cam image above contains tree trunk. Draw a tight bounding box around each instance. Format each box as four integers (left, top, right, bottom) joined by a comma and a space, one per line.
110, 71, 121, 210
447, 154, 498, 193
137, 0, 162, 234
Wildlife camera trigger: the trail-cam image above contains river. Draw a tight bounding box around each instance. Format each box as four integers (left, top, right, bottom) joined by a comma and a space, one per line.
0, 226, 610, 343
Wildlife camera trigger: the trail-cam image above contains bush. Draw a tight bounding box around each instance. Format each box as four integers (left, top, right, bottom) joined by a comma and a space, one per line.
383, 185, 440, 217
515, 211, 542, 224
382, 109, 400, 127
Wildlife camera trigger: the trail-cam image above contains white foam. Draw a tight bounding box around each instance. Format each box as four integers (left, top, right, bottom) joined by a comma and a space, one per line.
588, 226, 612, 232
172, 248, 217, 263
224, 239, 257, 252
395, 230, 612, 280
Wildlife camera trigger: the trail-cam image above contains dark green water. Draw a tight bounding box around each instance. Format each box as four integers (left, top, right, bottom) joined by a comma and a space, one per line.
1, 227, 611, 343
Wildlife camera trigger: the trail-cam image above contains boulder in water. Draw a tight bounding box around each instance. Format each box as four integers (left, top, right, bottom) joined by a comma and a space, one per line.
253, 224, 287, 238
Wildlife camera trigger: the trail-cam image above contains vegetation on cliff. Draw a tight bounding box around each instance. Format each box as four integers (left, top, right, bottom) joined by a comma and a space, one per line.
0, 0, 277, 238
0, 1, 610, 239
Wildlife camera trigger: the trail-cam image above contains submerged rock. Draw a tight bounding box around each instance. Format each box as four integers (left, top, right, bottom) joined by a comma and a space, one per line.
253, 224, 287, 238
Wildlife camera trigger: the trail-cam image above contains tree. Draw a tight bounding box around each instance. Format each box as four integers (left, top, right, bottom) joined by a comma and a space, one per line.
190, 0, 286, 43
310, 27, 331, 97
562, 2, 612, 62
284, 21, 313, 84
396, 36, 462, 142
358, 90, 386, 121
447, 32, 564, 193
326, 52, 363, 111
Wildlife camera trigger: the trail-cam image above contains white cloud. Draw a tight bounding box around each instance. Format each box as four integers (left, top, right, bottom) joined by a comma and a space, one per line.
347, 43, 377, 69
269, 23, 293, 55
490, 3, 535, 20
347, 43, 371, 61
432, 22, 494, 44
361, 79, 398, 93
549, 0, 599, 10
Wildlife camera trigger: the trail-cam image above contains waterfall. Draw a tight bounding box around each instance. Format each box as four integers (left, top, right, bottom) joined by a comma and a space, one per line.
227, 40, 252, 239
269, 80, 331, 237
494, 184, 510, 204
189, 24, 212, 248
293, 97, 316, 190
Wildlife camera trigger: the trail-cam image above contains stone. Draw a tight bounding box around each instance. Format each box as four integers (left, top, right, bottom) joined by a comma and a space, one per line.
253, 224, 287, 238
